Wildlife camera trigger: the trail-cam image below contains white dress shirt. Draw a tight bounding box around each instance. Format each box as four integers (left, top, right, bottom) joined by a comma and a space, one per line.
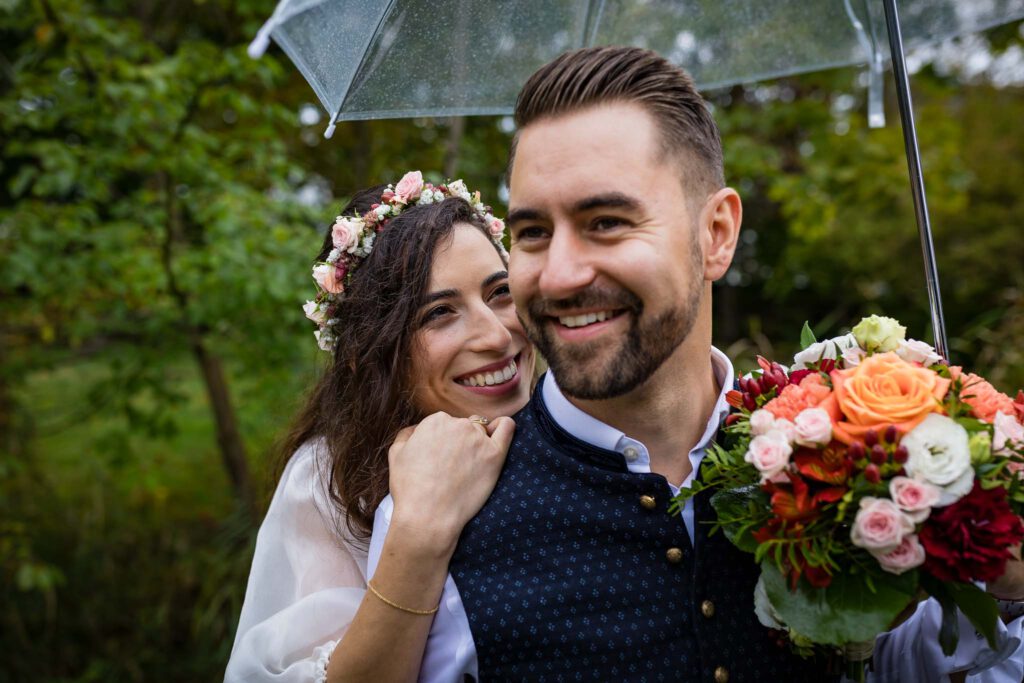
367, 348, 1024, 683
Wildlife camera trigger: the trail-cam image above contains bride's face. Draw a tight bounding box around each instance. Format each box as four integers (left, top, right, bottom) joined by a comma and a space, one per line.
409, 223, 535, 419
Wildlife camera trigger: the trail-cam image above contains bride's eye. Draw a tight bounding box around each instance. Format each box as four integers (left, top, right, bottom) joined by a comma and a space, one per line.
421, 304, 454, 324
489, 283, 512, 301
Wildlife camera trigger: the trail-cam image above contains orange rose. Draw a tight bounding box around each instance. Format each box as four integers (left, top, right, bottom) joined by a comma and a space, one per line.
960, 373, 1015, 422
764, 373, 838, 422
823, 352, 950, 444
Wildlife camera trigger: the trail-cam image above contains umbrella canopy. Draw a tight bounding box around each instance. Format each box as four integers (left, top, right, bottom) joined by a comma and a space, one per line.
250, 0, 1024, 130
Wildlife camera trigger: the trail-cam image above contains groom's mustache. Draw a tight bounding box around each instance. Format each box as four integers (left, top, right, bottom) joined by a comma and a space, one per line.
525, 286, 643, 320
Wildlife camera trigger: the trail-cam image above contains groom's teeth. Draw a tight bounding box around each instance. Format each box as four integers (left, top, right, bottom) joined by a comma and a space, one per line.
457, 358, 518, 388
558, 311, 613, 328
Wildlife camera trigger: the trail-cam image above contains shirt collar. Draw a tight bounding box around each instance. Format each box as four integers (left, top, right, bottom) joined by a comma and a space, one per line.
541, 346, 735, 478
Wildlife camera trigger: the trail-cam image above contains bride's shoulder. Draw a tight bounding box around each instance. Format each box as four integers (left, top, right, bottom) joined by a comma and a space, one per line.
273, 440, 348, 535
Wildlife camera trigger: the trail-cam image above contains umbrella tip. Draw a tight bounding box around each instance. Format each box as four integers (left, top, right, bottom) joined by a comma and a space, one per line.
248, 33, 271, 59
324, 122, 337, 139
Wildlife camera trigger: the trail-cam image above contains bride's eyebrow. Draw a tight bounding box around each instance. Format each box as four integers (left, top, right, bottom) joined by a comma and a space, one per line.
423, 288, 458, 305
480, 271, 508, 289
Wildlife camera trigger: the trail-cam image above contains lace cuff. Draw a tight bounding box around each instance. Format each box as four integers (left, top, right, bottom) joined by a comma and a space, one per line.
312, 639, 339, 683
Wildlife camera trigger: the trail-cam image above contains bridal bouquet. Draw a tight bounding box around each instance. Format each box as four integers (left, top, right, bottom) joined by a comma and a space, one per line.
673, 315, 1024, 679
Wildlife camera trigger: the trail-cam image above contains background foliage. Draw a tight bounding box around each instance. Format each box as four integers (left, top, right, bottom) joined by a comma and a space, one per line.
1, 1, 1021, 680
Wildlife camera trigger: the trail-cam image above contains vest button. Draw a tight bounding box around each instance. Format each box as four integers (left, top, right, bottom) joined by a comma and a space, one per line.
665, 547, 683, 563
701, 599, 715, 618
639, 494, 656, 510
714, 665, 729, 683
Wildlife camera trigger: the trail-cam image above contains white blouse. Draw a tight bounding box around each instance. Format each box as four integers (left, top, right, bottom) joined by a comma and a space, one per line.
225, 442, 366, 683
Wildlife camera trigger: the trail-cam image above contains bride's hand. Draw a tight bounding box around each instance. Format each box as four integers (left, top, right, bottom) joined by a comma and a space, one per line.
386, 412, 515, 556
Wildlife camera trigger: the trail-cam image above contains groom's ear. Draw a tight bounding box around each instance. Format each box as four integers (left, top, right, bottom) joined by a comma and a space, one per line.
699, 187, 742, 282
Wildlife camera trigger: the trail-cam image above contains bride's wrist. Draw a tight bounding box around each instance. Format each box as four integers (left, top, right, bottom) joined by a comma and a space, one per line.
385, 512, 460, 561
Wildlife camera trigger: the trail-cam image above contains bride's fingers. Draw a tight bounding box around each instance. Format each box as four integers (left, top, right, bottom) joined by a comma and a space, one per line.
390, 425, 416, 453
487, 417, 515, 450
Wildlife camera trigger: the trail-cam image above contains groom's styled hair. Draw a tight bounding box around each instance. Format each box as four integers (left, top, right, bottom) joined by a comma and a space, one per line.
512, 46, 724, 197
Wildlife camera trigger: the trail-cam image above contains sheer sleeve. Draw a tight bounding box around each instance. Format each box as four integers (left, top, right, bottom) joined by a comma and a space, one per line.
225, 442, 368, 683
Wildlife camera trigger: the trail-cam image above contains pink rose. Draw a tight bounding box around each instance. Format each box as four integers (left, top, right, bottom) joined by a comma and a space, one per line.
312, 263, 344, 295
889, 476, 941, 523
771, 418, 797, 444
994, 411, 1024, 455
488, 217, 505, 239
749, 409, 776, 436
331, 217, 363, 253
874, 533, 926, 574
850, 497, 914, 553
393, 170, 423, 205
794, 407, 833, 446
744, 432, 793, 480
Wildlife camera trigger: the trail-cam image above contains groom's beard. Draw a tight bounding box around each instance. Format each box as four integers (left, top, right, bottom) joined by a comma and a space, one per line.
522, 282, 702, 401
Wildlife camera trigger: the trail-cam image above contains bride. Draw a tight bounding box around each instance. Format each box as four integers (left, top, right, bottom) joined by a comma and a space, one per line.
226, 172, 536, 682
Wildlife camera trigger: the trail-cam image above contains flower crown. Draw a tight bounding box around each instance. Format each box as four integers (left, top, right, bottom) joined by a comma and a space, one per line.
303, 171, 507, 352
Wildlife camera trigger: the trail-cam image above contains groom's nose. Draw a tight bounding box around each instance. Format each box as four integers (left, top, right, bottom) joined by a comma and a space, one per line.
537, 228, 596, 300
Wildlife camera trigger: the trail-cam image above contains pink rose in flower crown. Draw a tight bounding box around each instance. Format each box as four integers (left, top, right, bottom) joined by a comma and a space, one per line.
960, 373, 1016, 422
993, 411, 1024, 456
850, 496, 914, 553
488, 217, 505, 239
312, 263, 345, 295
332, 217, 363, 253
889, 476, 941, 523
794, 408, 833, 447
744, 432, 793, 481
393, 170, 424, 205
874, 533, 926, 575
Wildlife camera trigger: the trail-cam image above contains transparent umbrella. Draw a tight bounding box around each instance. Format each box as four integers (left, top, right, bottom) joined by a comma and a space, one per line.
250, 0, 1024, 355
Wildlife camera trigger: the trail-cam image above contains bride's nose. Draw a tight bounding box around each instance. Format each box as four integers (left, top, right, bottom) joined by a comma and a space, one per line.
468, 303, 513, 352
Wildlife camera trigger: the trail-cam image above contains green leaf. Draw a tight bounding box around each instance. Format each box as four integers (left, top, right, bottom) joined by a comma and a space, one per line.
800, 321, 817, 349
761, 563, 916, 645
922, 577, 961, 656
710, 485, 767, 553
946, 582, 1001, 650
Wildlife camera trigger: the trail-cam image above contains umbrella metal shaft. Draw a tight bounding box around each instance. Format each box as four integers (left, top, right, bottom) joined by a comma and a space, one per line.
881, 0, 949, 359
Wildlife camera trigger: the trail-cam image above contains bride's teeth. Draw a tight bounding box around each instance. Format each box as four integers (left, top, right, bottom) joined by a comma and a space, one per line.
457, 357, 518, 387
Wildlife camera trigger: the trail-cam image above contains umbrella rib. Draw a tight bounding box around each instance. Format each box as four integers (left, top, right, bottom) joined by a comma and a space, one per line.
326, 0, 399, 135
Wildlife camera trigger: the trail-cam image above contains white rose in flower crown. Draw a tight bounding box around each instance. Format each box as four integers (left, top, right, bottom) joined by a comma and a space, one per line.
302, 300, 328, 325
448, 179, 472, 201
791, 334, 858, 371
794, 408, 833, 447
852, 315, 907, 354
851, 497, 915, 553
332, 217, 363, 253
888, 476, 941, 523
895, 338, 943, 366
874, 534, 926, 575
749, 409, 777, 436
994, 411, 1024, 455
901, 413, 974, 506
745, 432, 793, 480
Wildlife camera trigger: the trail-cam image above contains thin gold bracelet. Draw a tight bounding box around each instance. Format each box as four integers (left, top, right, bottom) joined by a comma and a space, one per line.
366, 580, 439, 616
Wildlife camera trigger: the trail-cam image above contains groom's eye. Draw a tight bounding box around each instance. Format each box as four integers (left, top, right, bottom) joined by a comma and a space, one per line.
592, 216, 627, 232
514, 225, 548, 241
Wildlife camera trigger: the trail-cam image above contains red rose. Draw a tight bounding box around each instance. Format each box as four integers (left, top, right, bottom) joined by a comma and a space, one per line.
919, 482, 1024, 583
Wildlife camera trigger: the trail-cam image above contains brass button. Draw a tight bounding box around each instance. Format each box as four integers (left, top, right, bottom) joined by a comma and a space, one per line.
665, 547, 683, 563
701, 599, 715, 618
639, 494, 656, 510
714, 665, 729, 683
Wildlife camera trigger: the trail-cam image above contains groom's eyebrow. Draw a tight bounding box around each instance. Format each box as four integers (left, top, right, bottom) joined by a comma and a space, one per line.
506, 207, 545, 225
572, 192, 641, 213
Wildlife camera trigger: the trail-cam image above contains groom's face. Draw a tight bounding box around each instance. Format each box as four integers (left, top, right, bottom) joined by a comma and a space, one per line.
507, 102, 708, 400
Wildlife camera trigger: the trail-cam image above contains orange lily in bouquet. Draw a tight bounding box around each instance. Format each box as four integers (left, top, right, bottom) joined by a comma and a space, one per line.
672, 315, 1024, 681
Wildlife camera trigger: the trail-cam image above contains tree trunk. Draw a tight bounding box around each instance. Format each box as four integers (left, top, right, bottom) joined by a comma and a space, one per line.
189, 330, 256, 517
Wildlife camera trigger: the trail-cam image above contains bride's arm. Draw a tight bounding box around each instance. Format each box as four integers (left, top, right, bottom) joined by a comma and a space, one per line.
326, 413, 514, 683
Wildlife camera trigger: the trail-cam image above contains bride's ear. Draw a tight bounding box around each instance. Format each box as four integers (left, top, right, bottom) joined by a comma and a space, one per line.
700, 187, 742, 282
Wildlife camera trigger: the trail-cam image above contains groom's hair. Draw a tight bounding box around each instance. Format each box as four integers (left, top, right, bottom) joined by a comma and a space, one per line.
512, 46, 724, 196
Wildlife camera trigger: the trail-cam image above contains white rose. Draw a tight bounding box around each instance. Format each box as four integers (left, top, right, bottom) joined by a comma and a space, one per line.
749, 409, 776, 436
744, 432, 793, 480
791, 334, 858, 371
794, 408, 833, 447
753, 575, 784, 629
902, 413, 974, 506
302, 300, 327, 325
852, 314, 907, 353
896, 339, 943, 366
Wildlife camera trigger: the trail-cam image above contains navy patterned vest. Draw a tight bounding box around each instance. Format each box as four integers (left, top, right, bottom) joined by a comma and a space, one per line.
448, 388, 834, 682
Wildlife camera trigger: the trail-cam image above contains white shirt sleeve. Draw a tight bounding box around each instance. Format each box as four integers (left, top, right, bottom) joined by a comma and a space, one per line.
871, 598, 1024, 682
225, 443, 369, 683
368, 495, 477, 683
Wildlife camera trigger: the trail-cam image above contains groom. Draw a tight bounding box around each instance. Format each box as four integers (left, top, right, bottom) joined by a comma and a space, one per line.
374, 47, 1024, 681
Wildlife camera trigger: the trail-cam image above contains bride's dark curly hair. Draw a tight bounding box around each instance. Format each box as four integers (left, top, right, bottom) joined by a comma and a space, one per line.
279, 189, 503, 542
